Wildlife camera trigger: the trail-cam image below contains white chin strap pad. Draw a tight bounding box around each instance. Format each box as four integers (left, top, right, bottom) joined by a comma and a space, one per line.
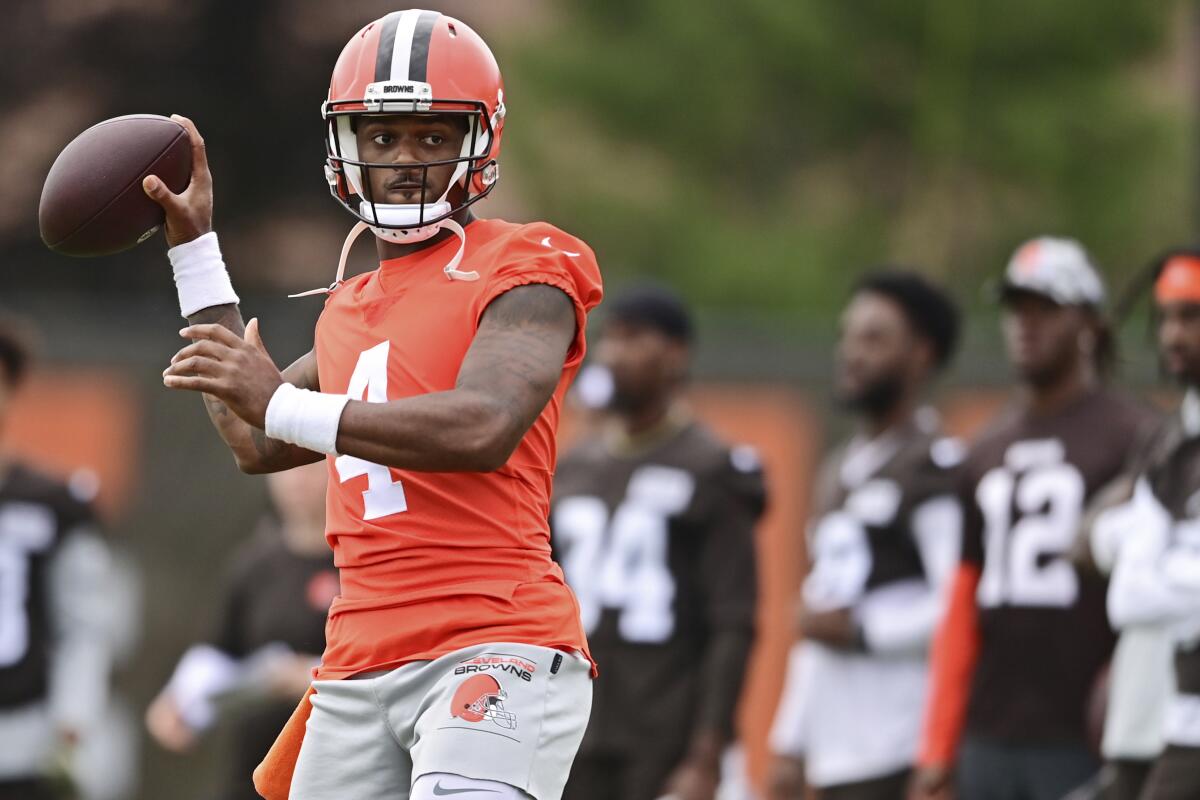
359, 199, 453, 244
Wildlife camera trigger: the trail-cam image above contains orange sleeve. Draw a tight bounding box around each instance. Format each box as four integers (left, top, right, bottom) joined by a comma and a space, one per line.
918, 562, 982, 767
253, 686, 315, 800
472, 224, 604, 369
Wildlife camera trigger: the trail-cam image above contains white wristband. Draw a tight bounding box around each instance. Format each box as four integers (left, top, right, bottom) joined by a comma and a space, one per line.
169, 231, 240, 317
264, 383, 351, 456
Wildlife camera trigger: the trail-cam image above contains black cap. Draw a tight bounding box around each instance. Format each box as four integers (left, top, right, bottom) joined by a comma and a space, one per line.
605, 284, 694, 343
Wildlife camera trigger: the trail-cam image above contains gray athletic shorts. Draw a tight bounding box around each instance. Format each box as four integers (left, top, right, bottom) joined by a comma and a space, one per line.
290, 642, 593, 800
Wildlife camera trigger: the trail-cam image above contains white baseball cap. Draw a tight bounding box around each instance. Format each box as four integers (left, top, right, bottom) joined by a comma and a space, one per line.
999, 236, 1106, 307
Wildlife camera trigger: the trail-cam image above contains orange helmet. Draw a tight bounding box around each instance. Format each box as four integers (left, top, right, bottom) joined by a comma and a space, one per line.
449, 674, 517, 730
322, 9, 506, 244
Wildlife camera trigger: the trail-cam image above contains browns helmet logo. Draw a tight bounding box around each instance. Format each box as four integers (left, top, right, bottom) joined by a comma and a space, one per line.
450, 674, 517, 730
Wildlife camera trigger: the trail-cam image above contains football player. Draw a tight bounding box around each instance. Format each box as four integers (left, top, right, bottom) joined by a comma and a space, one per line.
1080, 468, 1172, 800
1101, 248, 1200, 800
767, 271, 963, 800
143, 10, 602, 800
146, 460, 334, 800
551, 285, 766, 800
912, 238, 1155, 800
0, 320, 117, 800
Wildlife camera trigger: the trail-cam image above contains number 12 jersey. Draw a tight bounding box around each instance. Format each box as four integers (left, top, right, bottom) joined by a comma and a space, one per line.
957, 388, 1153, 743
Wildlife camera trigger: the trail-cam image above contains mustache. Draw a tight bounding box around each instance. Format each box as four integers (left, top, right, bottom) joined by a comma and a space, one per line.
385, 178, 425, 191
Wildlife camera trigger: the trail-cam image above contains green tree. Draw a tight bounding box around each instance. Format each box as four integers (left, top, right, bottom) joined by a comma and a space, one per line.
507, 0, 1191, 317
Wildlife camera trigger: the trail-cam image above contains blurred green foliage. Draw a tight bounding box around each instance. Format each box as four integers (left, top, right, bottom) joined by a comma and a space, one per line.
508, 0, 1194, 316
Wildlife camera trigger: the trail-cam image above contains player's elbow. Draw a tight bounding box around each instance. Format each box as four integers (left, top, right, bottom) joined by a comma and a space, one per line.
461, 425, 521, 472
233, 450, 270, 475
457, 405, 524, 472
235, 456, 267, 475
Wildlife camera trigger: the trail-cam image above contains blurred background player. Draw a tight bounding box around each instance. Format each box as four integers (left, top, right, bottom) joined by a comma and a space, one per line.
552, 285, 766, 800
0, 320, 121, 800
1080, 461, 1172, 800
1073, 250, 1200, 800
145, 460, 333, 800
767, 272, 963, 800
913, 237, 1155, 800
1101, 248, 1200, 800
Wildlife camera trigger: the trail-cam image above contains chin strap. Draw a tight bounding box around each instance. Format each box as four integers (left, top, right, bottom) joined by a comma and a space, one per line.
289, 218, 477, 299
439, 218, 478, 282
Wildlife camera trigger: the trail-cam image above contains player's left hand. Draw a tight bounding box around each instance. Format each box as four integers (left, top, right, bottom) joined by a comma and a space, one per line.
661, 758, 719, 800
164, 318, 282, 428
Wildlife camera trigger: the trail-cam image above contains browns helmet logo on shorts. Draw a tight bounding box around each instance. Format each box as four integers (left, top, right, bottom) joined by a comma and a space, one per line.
450, 674, 517, 730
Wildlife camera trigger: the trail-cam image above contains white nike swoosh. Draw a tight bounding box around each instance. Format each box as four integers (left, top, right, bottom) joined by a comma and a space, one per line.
539, 235, 581, 258
433, 783, 500, 796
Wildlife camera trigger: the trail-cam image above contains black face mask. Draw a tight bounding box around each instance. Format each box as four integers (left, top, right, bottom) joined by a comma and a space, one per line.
836, 371, 906, 418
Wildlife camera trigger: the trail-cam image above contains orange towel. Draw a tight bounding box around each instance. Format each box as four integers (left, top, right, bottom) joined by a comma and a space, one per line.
253, 686, 315, 800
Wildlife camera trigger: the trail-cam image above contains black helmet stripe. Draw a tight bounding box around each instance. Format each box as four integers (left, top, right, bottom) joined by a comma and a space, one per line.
373, 9, 440, 84
373, 11, 404, 83
407, 10, 439, 83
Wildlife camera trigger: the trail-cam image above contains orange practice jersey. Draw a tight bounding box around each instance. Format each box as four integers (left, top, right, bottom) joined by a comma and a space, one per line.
313, 217, 603, 679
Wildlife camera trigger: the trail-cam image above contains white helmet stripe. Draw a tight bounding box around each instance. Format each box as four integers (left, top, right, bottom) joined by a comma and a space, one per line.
374, 10, 439, 84
388, 10, 421, 82
372, 11, 403, 82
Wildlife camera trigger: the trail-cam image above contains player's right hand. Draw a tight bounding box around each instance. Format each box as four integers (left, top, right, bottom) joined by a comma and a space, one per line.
908, 765, 953, 800
145, 690, 199, 753
142, 114, 213, 248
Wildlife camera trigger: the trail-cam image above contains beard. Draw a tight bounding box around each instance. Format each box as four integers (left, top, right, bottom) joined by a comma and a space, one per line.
1016, 344, 1080, 389
607, 387, 643, 414
836, 372, 905, 417
607, 379, 656, 415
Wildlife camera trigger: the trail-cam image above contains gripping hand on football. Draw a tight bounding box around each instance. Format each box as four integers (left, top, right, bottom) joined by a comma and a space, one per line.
142, 114, 213, 248
163, 318, 282, 428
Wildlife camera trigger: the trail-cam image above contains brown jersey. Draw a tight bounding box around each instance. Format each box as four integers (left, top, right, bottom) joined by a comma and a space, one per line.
0, 464, 97, 709
1120, 407, 1200, 799
806, 419, 963, 612
551, 419, 766, 759
959, 387, 1154, 744
1128, 414, 1200, 697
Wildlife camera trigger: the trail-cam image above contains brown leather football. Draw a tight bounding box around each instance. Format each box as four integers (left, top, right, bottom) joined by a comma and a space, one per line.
39, 114, 192, 257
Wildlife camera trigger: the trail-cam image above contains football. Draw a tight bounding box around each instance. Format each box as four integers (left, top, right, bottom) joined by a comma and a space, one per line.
39, 114, 192, 257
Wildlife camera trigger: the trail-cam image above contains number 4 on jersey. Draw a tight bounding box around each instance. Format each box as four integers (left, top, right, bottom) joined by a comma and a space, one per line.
335, 341, 408, 520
